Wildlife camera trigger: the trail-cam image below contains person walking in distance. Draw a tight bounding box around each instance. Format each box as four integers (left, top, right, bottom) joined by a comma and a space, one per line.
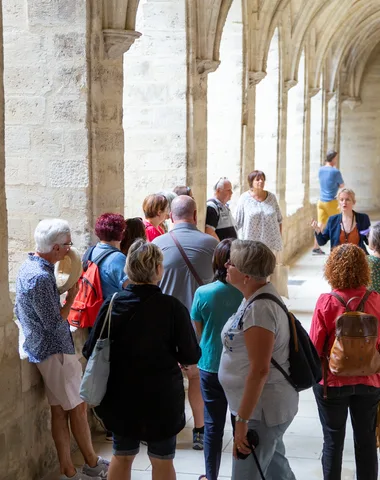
153, 196, 218, 451
205, 177, 237, 241
312, 150, 344, 255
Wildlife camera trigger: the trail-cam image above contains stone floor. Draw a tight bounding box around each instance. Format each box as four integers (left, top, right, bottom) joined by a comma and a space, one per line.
45, 242, 376, 479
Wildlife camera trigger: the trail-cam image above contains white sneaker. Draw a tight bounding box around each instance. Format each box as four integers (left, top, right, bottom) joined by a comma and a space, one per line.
59, 470, 101, 480
82, 456, 110, 478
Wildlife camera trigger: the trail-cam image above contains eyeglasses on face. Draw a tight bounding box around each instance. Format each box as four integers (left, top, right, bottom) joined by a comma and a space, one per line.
61, 242, 73, 247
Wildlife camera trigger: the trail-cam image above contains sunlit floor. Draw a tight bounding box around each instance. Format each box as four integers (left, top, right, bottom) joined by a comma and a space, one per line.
44, 235, 380, 479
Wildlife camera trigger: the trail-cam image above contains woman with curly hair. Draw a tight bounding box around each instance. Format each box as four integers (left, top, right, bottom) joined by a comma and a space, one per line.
310, 243, 380, 480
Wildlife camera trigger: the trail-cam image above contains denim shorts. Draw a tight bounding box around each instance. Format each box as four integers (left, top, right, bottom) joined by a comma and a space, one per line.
112, 434, 176, 460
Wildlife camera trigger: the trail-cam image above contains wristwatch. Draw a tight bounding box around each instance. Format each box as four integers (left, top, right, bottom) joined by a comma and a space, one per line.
236, 414, 249, 424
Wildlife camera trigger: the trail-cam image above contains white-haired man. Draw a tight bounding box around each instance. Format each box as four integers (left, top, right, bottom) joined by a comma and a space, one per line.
15, 219, 108, 480
205, 177, 237, 241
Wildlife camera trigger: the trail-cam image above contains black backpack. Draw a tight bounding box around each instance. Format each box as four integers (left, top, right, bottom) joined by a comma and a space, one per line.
253, 293, 322, 392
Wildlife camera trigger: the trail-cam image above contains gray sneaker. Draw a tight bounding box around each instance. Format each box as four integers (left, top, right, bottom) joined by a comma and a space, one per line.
82, 456, 110, 478
59, 470, 101, 480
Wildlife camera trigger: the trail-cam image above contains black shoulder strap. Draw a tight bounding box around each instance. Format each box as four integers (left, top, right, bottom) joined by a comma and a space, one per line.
253, 292, 288, 314
208, 198, 221, 219
82, 246, 119, 271
248, 292, 297, 388
82, 246, 96, 271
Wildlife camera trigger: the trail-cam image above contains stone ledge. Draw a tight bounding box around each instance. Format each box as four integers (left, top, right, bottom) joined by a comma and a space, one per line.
102, 29, 142, 59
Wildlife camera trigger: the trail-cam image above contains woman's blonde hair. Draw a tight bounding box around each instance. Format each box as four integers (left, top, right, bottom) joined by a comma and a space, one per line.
125, 239, 163, 284
230, 240, 276, 280
337, 187, 356, 205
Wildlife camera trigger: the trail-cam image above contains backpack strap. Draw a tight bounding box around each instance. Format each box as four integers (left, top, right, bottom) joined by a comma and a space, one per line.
82, 246, 119, 271
245, 293, 298, 388
254, 292, 288, 314
356, 289, 372, 312
330, 290, 372, 312
82, 246, 96, 271
329, 292, 348, 309
208, 198, 221, 216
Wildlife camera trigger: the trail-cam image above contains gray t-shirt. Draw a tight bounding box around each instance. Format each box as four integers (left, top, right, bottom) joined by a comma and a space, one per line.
218, 282, 298, 427
153, 223, 218, 312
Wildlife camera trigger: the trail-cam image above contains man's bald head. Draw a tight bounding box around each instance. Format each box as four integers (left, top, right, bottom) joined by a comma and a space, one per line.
171, 195, 197, 224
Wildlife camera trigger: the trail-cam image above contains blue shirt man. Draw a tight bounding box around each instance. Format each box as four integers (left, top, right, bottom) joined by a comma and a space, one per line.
15, 253, 75, 362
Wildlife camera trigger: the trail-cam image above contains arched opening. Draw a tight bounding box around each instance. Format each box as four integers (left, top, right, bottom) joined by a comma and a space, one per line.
340, 42, 380, 211
285, 50, 306, 215
123, 0, 187, 218
254, 28, 279, 195
207, 0, 243, 209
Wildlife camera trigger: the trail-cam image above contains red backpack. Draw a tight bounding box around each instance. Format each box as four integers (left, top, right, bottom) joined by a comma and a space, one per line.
68, 246, 118, 328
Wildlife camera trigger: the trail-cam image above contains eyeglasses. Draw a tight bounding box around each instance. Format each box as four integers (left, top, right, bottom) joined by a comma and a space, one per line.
61, 242, 73, 247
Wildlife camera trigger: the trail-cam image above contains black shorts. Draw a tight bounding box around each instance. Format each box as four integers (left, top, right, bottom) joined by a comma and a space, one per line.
112, 434, 177, 460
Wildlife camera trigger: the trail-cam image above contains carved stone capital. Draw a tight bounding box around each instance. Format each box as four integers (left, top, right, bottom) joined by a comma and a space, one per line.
284, 79, 297, 92
248, 71, 266, 87
308, 87, 321, 98
103, 29, 142, 59
342, 96, 362, 110
196, 59, 220, 75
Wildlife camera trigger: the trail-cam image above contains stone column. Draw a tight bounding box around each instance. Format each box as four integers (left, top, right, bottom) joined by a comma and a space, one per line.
186, 0, 218, 229
89, 1, 125, 226
276, 80, 296, 212
241, 72, 266, 191
321, 72, 335, 160
186, 0, 232, 229
334, 85, 342, 164
186, 62, 217, 229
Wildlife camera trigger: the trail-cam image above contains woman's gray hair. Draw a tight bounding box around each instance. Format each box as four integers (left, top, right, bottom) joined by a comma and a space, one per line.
34, 218, 71, 253
125, 239, 163, 284
157, 190, 178, 212
369, 222, 380, 253
230, 240, 276, 280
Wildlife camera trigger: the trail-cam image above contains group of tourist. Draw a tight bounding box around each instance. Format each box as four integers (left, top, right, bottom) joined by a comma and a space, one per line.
14, 157, 380, 480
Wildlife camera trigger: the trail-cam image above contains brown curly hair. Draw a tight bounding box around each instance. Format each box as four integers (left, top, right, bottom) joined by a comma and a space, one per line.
324, 244, 370, 289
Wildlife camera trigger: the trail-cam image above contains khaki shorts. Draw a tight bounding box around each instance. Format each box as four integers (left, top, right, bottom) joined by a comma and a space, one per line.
37, 353, 83, 411
317, 199, 339, 226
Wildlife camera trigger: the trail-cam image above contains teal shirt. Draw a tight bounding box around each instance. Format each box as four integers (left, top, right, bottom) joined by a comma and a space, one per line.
191, 280, 243, 373
368, 255, 380, 293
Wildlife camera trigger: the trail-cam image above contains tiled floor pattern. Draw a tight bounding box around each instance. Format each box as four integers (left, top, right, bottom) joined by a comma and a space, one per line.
45, 242, 378, 479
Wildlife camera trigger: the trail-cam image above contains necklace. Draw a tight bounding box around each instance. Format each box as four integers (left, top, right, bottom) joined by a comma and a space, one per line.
341, 214, 355, 243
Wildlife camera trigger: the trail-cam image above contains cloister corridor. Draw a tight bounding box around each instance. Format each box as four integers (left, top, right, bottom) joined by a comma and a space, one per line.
43, 230, 380, 480
1, 0, 380, 479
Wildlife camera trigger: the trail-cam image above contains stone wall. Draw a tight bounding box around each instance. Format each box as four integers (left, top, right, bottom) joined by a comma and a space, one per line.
123, 0, 187, 219
340, 43, 380, 211
3, 0, 91, 289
